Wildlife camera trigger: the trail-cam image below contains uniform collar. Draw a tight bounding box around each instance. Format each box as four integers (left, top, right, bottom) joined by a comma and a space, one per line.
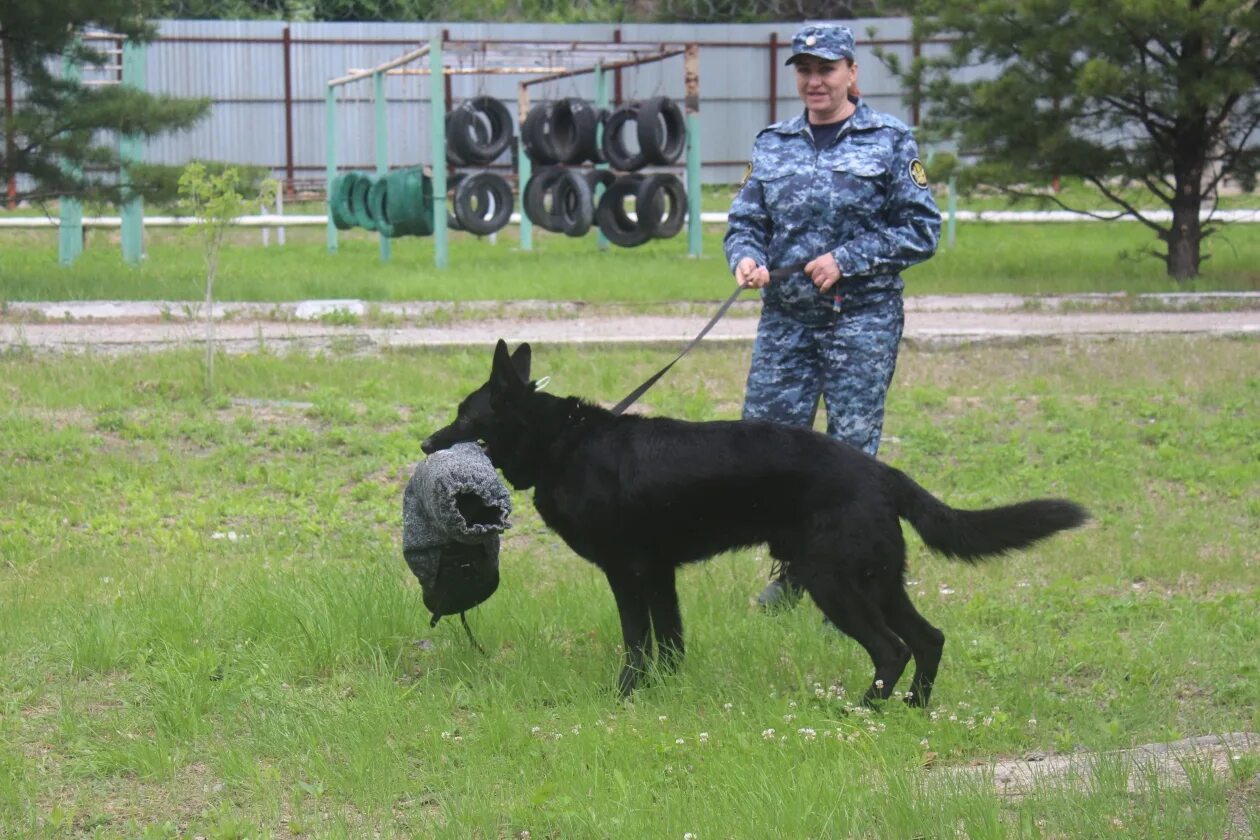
770, 97, 881, 137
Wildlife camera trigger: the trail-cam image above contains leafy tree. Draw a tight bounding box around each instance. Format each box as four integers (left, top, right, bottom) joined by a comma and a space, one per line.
887, 0, 1260, 279
178, 162, 277, 396
1, 0, 210, 205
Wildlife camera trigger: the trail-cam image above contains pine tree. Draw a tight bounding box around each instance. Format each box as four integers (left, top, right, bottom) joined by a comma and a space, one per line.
1, 0, 210, 205
891, 0, 1260, 279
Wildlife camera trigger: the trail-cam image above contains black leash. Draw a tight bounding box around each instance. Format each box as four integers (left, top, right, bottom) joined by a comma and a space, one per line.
610, 262, 807, 416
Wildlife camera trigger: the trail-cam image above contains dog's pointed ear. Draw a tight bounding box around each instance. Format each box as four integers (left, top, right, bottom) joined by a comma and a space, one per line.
510, 343, 532, 382
491, 339, 527, 393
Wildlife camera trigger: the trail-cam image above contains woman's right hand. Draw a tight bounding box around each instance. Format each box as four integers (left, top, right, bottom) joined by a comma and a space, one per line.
735, 257, 771, 289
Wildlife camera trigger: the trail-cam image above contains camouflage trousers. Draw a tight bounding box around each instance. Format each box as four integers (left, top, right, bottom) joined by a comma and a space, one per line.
742, 292, 905, 456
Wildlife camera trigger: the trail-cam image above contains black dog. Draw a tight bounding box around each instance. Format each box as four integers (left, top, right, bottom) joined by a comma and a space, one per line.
423, 340, 1088, 705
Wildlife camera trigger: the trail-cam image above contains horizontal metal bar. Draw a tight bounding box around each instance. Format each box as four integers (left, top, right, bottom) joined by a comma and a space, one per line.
329, 43, 431, 88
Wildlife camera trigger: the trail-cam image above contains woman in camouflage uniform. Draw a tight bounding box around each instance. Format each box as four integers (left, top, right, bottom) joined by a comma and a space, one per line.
724, 23, 941, 608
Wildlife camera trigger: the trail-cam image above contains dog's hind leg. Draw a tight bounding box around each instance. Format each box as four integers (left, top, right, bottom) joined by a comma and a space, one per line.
646, 566, 684, 674
884, 586, 945, 708
605, 569, 652, 697
799, 570, 911, 705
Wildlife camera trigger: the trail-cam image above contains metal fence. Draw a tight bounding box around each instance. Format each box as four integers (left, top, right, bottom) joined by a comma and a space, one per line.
5, 18, 938, 195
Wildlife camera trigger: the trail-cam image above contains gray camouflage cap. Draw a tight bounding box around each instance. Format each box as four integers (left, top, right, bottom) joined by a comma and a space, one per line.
786, 24, 856, 64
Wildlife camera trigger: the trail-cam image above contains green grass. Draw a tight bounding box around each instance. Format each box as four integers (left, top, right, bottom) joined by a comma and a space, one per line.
2, 337, 1257, 837
2, 216, 1260, 303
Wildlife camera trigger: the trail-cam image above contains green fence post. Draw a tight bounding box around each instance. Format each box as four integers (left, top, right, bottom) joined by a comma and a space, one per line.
119, 40, 145, 265
429, 38, 447, 269
58, 50, 84, 266
517, 85, 532, 252
373, 70, 391, 263
325, 83, 338, 253
593, 62, 609, 251
684, 44, 702, 258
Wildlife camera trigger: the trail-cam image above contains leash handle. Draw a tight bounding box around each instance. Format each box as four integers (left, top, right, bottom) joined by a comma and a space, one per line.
610, 262, 807, 416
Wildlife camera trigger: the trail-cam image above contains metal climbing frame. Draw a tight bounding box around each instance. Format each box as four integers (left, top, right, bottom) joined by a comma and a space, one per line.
325, 37, 701, 269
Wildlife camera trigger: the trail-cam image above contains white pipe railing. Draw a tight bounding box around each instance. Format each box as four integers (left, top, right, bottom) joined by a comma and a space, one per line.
1, 209, 1258, 229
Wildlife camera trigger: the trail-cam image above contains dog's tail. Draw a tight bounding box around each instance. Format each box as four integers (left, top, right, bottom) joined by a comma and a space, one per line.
888, 467, 1088, 562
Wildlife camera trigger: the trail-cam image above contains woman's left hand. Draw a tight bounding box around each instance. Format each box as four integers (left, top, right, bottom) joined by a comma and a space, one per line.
804, 253, 842, 293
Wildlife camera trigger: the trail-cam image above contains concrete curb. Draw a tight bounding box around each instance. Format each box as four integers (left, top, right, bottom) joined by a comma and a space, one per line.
5, 291, 1260, 324
2, 294, 1258, 355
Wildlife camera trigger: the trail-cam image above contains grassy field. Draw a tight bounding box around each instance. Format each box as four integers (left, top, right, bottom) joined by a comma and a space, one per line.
2, 176, 1260, 302
2, 336, 1257, 838
2, 217, 1260, 304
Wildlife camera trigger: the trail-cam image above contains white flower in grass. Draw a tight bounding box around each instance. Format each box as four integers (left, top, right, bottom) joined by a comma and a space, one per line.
783, 713, 795, 723
1028, 718, 1038, 728
684, 834, 697, 840
723, 703, 733, 711
797, 728, 817, 741
530, 726, 541, 736
698, 732, 710, 743
659, 715, 668, 723
676, 738, 685, 745
762, 728, 776, 740
874, 679, 884, 689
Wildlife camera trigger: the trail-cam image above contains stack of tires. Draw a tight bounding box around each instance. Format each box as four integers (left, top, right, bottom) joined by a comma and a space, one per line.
329, 168, 434, 238
522, 96, 687, 247
446, 97, 515, 236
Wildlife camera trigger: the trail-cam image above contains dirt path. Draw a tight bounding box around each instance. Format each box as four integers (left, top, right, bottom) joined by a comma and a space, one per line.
3, 294, 1258, 354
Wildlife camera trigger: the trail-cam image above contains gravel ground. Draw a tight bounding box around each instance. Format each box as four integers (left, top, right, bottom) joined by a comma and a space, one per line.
3, 293, 1258, 354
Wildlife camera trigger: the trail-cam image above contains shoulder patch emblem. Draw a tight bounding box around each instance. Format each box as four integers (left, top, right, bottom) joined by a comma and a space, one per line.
908, 159, 929, 189
739, 161, 753, 187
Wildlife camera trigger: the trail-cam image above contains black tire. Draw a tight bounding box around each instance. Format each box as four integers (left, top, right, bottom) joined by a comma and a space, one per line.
637, 96, 687, 166
445, 110, 472, 168
601, 102, 647, 172
453, 171, 514, 236
522, 166, 568, 232
550, 97, 600, 165
551, 168, 593, 237
636, 172, 687, 238
595, 175, 652, 247
522, 101, 559, 165
583, 168, 617, 194
446, 172, 467, 231
448, 96, 514, 165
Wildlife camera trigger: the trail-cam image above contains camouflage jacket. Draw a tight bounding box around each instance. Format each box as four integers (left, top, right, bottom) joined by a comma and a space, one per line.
724, 100, 941, 321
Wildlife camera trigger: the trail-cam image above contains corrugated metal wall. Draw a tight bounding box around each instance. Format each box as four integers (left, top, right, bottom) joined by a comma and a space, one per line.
12, 18, 933, 191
